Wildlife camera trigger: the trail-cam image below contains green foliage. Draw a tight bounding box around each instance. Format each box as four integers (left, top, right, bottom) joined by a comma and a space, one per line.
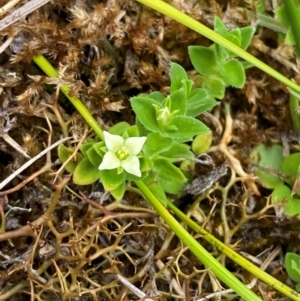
250, 144, 284, 189
275, 1, 300, 45
251, 143, 300, 216
58, 16, 255, 203
57, 145, 83, 173
130, 62, 216, 143
188, 17, 255, 98
285, 252, 300, 291
192, 132, 212, 155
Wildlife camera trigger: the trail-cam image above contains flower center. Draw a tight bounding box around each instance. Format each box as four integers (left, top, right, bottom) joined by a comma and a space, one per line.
116, 147, 129, 161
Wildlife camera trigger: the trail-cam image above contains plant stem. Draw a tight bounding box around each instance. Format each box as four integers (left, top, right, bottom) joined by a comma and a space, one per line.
283, 0, 300, 57
136, 0, 300, 94
166, 200, 300, 301
135, 180, 262, 301
257, 13, 287, 34
32, 55, 104, 141
289, 92, 300, 131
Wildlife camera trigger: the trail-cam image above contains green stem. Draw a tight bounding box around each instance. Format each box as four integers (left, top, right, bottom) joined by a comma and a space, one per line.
289, 92, 300, 131
136, 0, 300, 94
32, 55, 104, 141
283, 0, 300, 57
166, 200, 300, 301
135, 180, 262, 301
257, 13, 287, 34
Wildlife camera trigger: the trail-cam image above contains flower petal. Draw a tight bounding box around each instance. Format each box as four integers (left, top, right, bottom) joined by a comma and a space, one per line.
124, 136, 147, 155
99, 152, 121, 170
103, 131, 124, 152
121, 156, 141, 177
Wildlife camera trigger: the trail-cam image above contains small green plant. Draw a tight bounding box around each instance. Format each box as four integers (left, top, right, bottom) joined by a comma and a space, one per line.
58, 61, 217, 201
285, 252, 300, 292
58, 17, 254, 201
251, 144, 300, 216
188, 17, 255, 99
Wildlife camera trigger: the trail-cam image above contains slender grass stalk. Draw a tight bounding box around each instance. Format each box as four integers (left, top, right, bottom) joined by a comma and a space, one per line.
32, 55, 104, 141
135, 180, 262, 301
289, 92, 300, 131
136, 0, 300, 94
257, 13, 287, 34
283, 0, 300, 57
167, 200, 300, 301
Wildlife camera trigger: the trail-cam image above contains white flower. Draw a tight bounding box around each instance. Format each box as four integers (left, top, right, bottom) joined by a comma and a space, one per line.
99, 131, 147, 177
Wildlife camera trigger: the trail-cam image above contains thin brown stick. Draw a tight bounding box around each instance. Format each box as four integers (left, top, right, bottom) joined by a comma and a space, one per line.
0, 0, 52, 32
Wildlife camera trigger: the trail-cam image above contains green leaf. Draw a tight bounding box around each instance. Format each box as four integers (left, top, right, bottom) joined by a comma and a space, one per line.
170, 63, 188, 94
181, 79, 194, 98
99, 169, 126, 191
160, 178, 186, 194
80, 142, 95, 157
93, 141, 105, 157
256, 0, 266, 13
110, 181, 126, 200
224, 29, 241, 48
126, 125, 140, 137
220, 59, 245, 88
148, 91, 165, 103
169, 88, 187, 115
275, 5, 289, 27
272, 183, 300, 216
188, 46, 218, 76
109, 122, 130, 135
240, 27, 255, 50
73, 157, 100, 185
180, 160, 195, 182
160, 141, 194, 160
86, 146, 102, 168
271, 183, 290, 204
214, 44, 230, 62
136, 118, 151, 136
130, 96, 161, 132
186, 88, 218, 117
58, 145, 83, 173
202, 76, 226, 99
143, 132, 173, 156
166, 116, 209, 142
281, 153, 300, 188
192, 132, 212, 155
251, 144, 284, 188
153, 158, 186, 184
286, 27, 296, 45
241, 61, 254, 70
285, 253, 300, 283
139, 156, 153, 172
144, 172, 169, 205
214, 17, 228, 35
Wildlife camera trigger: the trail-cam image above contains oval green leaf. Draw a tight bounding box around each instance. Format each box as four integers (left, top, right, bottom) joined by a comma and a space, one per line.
58, 145, 83, 173
170, 63, 188, 94
73, 157, 100, 185
130, 96, 161, 132
220, 59, 245, 88
188, 46, 218, 76
285, 252, 300, 283
99, 168, 126, 191
251, 144, 284, 188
